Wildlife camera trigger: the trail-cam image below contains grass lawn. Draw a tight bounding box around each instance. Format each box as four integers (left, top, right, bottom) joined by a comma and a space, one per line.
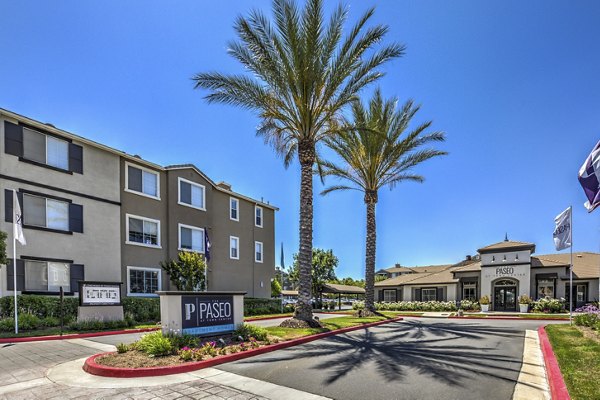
0, 323, 159, 339
264, 314, 394, 340
518, 314, 570, 319
244, 313, 293, 320
545, 324, 600, 399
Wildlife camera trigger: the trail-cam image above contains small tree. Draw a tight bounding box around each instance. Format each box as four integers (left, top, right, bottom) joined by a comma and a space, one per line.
289, 249, 338, 299
271, 279, 282, 297
0, 231, 7, 266
160, 251, 206, 291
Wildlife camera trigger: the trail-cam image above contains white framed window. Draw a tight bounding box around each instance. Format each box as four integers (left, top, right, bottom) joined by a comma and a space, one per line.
127, 266, 161, 296
421, 288, 437, 302
230, 236, 239, 259
230, 197, 239, 221
178, 177, 206, 211
22, 127, 69, 170
24, 260, 70, 292
255, 241, 263, 263
537, 279, 555, 299
126, 214, 161, 248
178, 224, 205, 253
125, 162, 160, 200
23, 193, 69, 231
383, 289, 396, 302
576, 284, 587, 303
255, 206, 263, 228
462, 282, 477, 301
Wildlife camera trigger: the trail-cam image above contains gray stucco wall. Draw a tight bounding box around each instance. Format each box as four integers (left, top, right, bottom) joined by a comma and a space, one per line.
0, 115, 122, 295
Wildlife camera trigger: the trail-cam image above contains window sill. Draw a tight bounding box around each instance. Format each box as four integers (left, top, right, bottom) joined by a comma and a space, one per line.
124, 188, 161, 201
126, 241, 162, 249
127, 292, 159, 297
230, 256, 239, 260
177, 201, 206, 212
18, 157, 73, 175
22, 291, 75, 296
23, 225, 73, 235
230, 217, 239, 222
178, 248, 205, 254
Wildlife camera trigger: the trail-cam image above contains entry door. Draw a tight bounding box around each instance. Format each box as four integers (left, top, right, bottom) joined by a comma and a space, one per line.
494, 286, 517, 311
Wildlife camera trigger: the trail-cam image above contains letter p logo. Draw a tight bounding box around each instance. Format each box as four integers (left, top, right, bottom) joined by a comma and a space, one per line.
185, 303, 196, 321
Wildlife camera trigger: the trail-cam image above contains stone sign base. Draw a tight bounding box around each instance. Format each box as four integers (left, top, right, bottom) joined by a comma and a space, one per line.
77, 305, 124, 322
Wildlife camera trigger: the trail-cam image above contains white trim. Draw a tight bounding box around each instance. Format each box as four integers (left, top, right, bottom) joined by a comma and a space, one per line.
124, 161, 161, 201
230, 197, 239, 221
230, 236, 240, 260
255, 206, 263, 228
177, 177, 206, 211
22, 192, 70, 232
178, 223, 206, 253
255, 241, 264, 263
126, 266, 162, 297
125, 213, 162, 248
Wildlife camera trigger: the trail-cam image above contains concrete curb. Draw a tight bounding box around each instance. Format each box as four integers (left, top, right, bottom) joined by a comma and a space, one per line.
450, 316, 569, 321
0, 327, 160, 344
538, 326, 570, 400
83, 316, 404, 378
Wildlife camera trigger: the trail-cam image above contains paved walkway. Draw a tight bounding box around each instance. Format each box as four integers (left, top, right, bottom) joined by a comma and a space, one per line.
0, 315, 338, 400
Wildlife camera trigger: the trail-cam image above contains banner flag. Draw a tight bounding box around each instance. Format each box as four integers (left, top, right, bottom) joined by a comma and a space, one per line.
13, 190, 26, 246
204, 228, 211, 262
553, 207, 572, 251
578, 140, 600, 212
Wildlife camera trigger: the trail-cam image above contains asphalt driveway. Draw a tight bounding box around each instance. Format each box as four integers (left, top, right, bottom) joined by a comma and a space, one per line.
216, 317, 562, 400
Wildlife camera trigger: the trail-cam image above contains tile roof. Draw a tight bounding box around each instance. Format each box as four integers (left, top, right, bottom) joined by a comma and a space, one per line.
321, 283, 365, 294
534, 252, 600, 279
477, 240, 536, 253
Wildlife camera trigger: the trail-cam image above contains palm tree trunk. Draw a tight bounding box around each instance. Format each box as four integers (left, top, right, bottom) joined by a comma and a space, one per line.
295, 141, 315, 321
364, 190, 378, 313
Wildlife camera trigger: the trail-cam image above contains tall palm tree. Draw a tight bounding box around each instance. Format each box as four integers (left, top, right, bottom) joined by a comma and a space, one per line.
193, 0, 403, 324
320, 89, 447, 313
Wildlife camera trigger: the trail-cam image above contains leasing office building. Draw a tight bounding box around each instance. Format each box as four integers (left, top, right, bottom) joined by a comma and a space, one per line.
0, 108, 276, 300
375, 239, 600, 311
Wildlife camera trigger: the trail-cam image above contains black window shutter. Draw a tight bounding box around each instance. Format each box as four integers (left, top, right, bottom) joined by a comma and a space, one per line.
394, 289, 399, 302
378, 290, 383, 302
4, 189, 13, 222
6, 259, 25, 291
415, 288, 422, 301
69, 143, 83, 174
128, 166, 142, 191
69, 203, 84, 233
437, 287, 444, 301
4, 121, 23, 156
70, 264, 85, 292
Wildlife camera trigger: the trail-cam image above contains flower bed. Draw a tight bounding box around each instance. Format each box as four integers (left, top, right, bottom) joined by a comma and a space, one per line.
354, 300, 460, 312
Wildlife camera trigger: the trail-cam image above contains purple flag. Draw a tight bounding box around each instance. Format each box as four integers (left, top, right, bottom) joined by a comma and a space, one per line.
204, 228, 211, 262
578, 140, 600, 212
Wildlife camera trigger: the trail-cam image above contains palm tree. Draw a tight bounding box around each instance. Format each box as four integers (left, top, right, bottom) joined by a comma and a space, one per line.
193, 0, 403, 325
320, 89, 447, 313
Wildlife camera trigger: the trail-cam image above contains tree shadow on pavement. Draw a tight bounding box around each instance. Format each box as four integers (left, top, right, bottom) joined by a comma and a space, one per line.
236, 319, 526, 387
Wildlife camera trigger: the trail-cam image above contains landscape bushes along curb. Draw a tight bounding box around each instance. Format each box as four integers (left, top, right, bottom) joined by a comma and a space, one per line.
83, 316, 404, 378
538, 326, 570, 400
0, 327, 160, 344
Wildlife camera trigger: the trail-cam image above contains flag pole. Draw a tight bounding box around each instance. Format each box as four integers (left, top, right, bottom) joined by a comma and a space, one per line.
569, 205, 573, 326
12, 190, 18, 335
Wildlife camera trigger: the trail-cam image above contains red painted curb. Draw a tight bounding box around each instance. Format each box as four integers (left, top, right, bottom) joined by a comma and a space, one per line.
538, 326, 570, 400
83, 316, 404, 378
0, 327, 160, 344
450, 316, 569, 321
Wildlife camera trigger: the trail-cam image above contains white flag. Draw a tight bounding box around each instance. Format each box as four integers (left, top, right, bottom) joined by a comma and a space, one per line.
13, 190, 26, 245
553, 207, 571, 251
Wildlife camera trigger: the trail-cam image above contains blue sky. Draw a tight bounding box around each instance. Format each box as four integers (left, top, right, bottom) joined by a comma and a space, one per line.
1, 1, 599, 279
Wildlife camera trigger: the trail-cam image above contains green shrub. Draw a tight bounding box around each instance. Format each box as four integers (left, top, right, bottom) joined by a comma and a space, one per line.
353, 300, 458, 312
0, 295, 78, 319
234, 323, 268, 341
116, 343, 129, 354
40, 316, 60, 328
244, 298, 282, 316
136, 331, 173, 356
0, 318, 14, 332
166, 332, 199, 350
122, 297, 160, 322
18, 313, 41, 330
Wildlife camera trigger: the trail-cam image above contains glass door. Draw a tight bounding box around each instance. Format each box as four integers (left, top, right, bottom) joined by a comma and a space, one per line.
494, 286, 517, 311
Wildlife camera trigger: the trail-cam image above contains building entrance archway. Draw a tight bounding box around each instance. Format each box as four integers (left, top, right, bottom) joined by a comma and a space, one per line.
493, 279, 518, 311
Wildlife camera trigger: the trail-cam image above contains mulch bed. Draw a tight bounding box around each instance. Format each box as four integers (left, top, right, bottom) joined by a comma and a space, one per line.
97, 351, 186, 368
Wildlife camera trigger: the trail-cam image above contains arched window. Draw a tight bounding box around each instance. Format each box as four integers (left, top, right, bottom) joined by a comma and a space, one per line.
494, 279, 517, 286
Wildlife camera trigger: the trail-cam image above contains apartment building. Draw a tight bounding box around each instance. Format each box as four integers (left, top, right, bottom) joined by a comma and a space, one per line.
0, 108, 276, 300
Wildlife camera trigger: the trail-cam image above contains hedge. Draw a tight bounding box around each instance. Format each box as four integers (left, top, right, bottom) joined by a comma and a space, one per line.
353, 300, 459, 312
244, 297, 282, 316
0, 295, 160, 323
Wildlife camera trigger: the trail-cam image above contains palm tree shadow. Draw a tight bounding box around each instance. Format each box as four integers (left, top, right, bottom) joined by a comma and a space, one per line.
237, 320, 527, 388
